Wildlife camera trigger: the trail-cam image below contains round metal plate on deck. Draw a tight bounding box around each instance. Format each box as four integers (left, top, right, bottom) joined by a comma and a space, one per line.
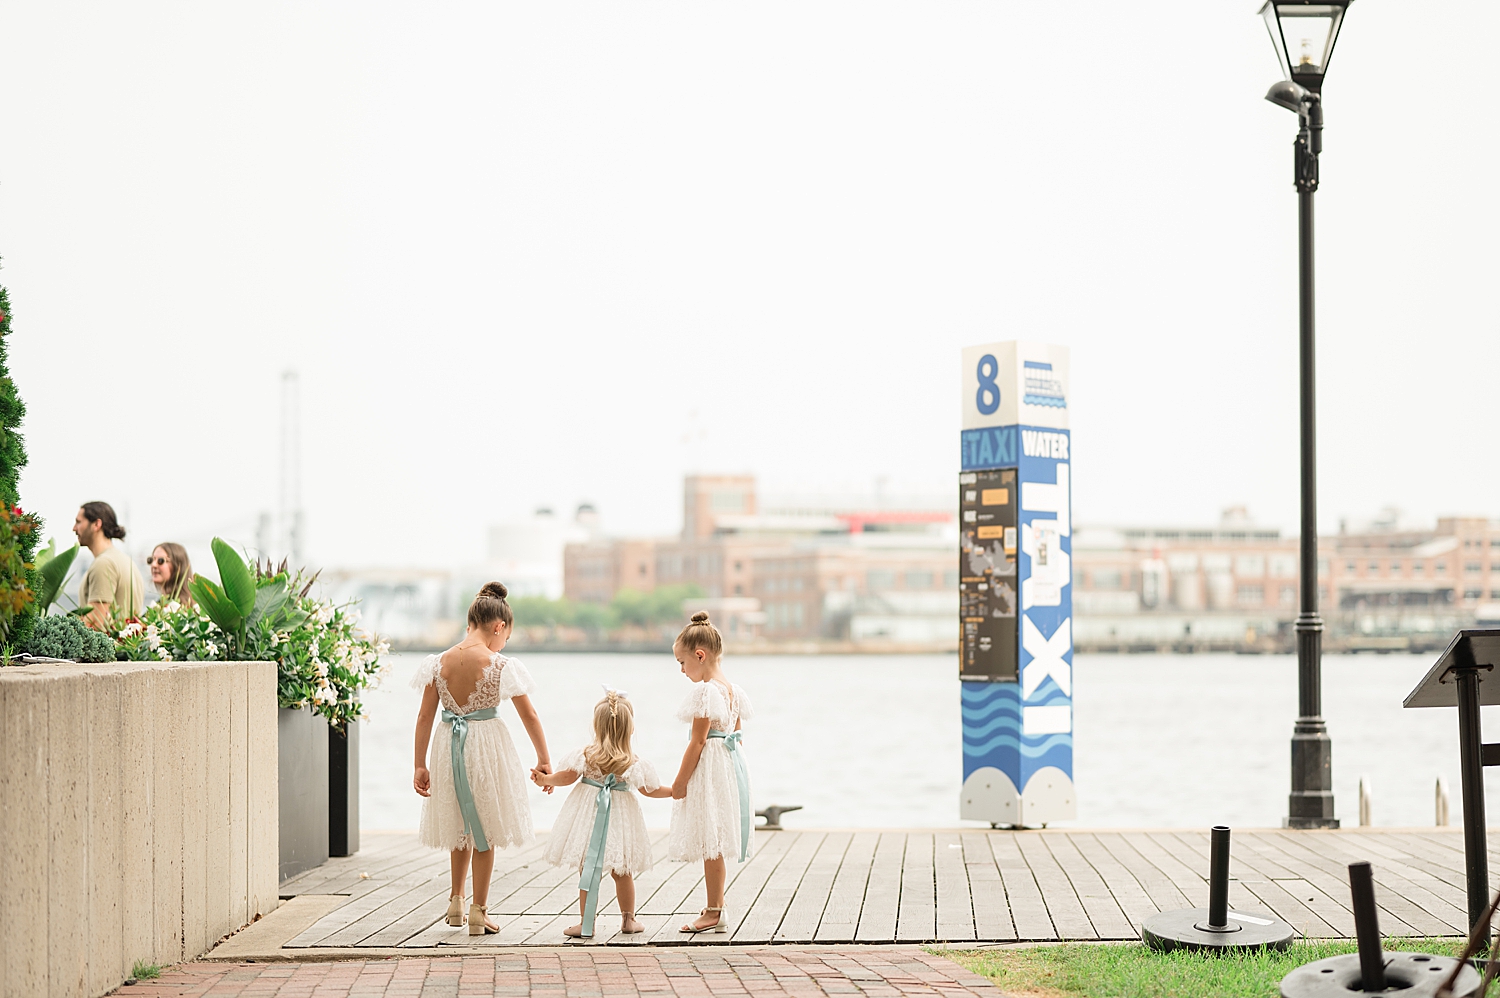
1279, 952, 1481, 997
1141, 907, 1296, 953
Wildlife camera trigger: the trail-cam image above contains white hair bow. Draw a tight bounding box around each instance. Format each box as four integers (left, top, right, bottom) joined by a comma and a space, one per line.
601, 684, 630, 699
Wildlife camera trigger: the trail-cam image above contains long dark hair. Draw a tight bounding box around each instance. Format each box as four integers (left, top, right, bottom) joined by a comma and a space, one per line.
80, 501, 126, 540
152, 542, 196, 606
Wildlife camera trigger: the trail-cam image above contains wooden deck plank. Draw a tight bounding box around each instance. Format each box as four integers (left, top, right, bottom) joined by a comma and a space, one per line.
1068, 833, 1161, 933
645, 829, 799, 944
1044, 834, 1135, 940
853, 832, 906, 942
934, 833, 976, 943
1244, 832, 1427, 936
1015, 834, 1095, 940
773, 832, 849, 943
1120, 832, 1208, 906
1092, 832, 1191, 914
962, 832, 1014, 942
813, 832, 877, 942
989, 833, 1054, 941
896, 833, 936, 942
637, 862, 702, 916
1148, 831, 1278, 918
733, 831, 825, 943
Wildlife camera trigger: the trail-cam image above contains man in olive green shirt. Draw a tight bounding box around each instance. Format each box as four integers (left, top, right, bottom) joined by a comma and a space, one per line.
73, 501, 145, 628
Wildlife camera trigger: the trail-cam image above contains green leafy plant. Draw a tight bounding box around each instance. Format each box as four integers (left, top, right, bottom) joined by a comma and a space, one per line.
33, 538, 79, 612
189, 538, 306, 660
118, 540, 389, 730
25, 614, 114, 662
130, 959, 162, 981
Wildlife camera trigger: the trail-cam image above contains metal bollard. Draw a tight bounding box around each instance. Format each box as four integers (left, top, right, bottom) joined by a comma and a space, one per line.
1437, 776, 1450, 827
1348, 862, 1384, 992
1206, 825, 1230, 929
1358, 776, 1372, 827
1141, 825, 1295, 953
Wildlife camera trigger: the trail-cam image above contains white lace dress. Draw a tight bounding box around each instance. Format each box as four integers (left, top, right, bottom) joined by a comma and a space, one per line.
668, 679, 754, 863
413, 652, 536, 852
542, 749, 660, 877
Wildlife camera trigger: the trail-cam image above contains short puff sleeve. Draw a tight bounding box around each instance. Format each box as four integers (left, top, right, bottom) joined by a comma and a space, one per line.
556, 747, 587, 775
626, 758, 660, 791
675, 681, 727, 723
496, 656, 537, 699
409, 654, 440, 690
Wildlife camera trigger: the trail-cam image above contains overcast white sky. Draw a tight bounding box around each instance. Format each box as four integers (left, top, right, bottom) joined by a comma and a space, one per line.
2, 3, 1497, 570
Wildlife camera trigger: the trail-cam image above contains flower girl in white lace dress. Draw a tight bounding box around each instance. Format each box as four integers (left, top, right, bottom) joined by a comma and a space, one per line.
412, 582, 553, 935
532, 688, 673, 938
668, 611, 754, 934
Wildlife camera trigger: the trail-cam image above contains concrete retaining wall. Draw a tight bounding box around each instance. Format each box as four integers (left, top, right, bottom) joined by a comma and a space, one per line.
0, 659, 279, 998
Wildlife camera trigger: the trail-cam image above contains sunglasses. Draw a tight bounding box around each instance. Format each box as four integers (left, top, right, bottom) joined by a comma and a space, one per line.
147, 557, 171, 567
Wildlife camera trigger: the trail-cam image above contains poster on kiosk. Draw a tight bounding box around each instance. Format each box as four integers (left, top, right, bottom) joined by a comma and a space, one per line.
959, 341, 1075, 827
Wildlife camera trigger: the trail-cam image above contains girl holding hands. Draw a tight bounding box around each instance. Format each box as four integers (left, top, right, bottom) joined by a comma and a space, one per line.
667, 611, 754, 934
412, 583, 552, 935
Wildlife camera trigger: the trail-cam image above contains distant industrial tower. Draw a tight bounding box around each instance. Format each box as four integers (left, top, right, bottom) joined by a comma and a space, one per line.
280, 370, 304, 565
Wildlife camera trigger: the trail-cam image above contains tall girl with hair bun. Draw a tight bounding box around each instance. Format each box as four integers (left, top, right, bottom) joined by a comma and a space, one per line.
412, 582, 553, 935
667, 611, 754, 935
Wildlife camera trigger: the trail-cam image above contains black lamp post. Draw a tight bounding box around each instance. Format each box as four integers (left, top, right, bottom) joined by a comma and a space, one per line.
1260, 0, 1352, 830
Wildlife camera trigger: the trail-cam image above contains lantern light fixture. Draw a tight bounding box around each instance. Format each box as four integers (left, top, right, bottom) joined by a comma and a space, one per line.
1258, 0, 1352, 93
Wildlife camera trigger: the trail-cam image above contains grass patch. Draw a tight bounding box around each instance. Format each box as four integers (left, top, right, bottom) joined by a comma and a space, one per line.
130, 960, 162, 981
940, 938, 1469, 998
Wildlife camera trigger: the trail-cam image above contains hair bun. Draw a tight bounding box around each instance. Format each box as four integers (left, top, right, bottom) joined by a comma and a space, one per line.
477, 581, 509, 601
690, 610, 710, 624
106, 525, 127, 540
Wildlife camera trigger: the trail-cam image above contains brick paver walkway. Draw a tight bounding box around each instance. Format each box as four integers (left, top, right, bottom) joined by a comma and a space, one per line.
109, 948, 1009, 997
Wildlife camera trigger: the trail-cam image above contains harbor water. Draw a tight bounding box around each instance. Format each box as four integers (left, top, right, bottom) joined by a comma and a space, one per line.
359, 651, 1494, 832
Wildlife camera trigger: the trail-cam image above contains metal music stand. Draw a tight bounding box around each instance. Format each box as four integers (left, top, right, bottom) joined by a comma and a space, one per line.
1403, 628, 1500, 933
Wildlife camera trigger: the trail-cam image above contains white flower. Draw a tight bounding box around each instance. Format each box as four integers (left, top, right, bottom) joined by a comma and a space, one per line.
375, 640, 391, 657
315, 603, 335, 625
203, 640, 219, 658
313, 685, 337, 704
317, 677, 329, 689
156, 648, 172, 662
165, 601, 181, 614
146, 625, 161, 651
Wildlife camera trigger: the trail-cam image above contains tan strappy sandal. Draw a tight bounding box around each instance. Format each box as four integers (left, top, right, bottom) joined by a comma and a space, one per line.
621, 911, 645, 934
468, 903, 499, 935
445, 894, 466, 927
680, 906, 727, 934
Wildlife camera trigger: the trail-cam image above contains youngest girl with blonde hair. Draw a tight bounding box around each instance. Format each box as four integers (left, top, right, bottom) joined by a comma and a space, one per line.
534, 687, 672, 938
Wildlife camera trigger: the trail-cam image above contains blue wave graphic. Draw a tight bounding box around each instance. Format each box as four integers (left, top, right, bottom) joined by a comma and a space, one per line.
962, 716, 1021, 740
1023, 691, 1071, 709
1022, 677, 1069, 703
1024, 743, 1073, 775
961, 683, 1015, 701
1019, 733, 1072, 758
961, 699, 1019, 722
964, 733, 1022, 757
1023, 394, 1067, 408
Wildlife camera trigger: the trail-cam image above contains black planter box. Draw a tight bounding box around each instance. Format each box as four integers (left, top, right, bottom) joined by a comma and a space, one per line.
329, 720, 360, 857
278, 706, 329, 882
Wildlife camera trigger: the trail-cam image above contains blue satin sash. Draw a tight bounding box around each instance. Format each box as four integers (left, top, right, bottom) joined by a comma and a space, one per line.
577, 773, 631, 937
707, 729, 751, 862
441, 706, 499, 853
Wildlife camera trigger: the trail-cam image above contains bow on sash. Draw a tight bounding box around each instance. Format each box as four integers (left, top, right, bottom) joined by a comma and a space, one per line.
577, 773, 631, 937
707, 730, 751, 862
442, 706, 499, 853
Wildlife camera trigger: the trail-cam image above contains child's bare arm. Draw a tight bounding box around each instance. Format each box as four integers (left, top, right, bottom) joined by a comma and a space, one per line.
511, 694, 554, 792
639, 786, 674, 798
532, 767, 579, 788
671, 717, 712, 799
413, 685, 439, 797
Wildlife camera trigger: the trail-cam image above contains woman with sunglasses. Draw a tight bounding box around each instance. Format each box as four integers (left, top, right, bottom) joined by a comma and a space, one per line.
147, 542, 196, 608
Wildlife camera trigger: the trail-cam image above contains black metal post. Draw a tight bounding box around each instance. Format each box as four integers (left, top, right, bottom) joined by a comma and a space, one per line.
1207, 826, 1231, 928
1347, 861, 1386, 992
1456, 667, 1489, 932
1286, 95, 1337, 830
